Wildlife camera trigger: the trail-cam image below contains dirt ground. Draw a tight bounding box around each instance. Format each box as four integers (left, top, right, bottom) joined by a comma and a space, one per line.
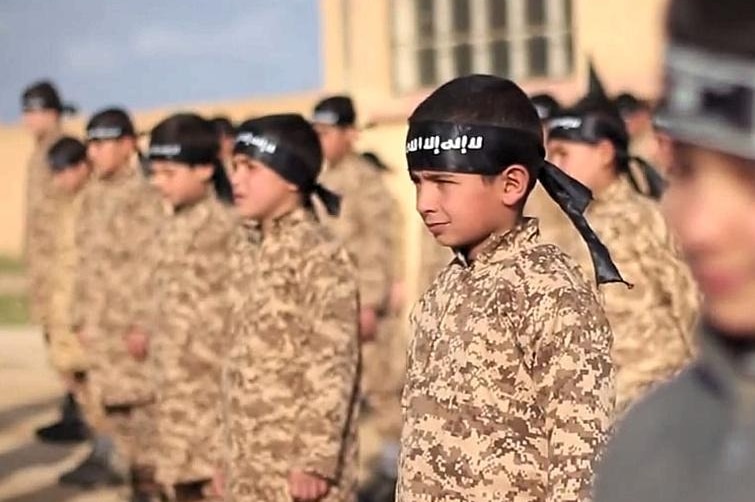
0, 325, 121, 502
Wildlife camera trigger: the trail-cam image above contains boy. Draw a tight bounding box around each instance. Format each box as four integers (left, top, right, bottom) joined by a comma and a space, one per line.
64, 108, 164, 498
38, 137, 91, 444
21, 80, 69, 325
311, 95, 396, 344
398, 74, 616, 502
20, 81, 88, 443
544, 87, 698, 413
595, 2, 755, 501
221, 114, 360, 502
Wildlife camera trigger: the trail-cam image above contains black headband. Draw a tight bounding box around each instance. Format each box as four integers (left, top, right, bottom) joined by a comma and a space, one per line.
662, 43, 755, 161
234, 131, 341, 216
405, 119, 627, 286
23, 95, 62, 113
147, 143, 217, 165
406, 121, 544, 174
86, 126, 130, 141
547, 115, 666, 199
49, 151, 85, 172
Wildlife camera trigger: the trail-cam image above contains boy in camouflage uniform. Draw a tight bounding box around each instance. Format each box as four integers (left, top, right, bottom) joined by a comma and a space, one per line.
220, 114, 360, 502
35, 137, 92, 444
20, 81, 90, 443
398, 75, 617, 502
127, 113, 238, 502
543, 82, 699, 414
65, 109, 164, 497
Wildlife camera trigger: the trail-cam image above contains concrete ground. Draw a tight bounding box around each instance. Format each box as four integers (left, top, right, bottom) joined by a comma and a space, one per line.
0, 325, 121, 502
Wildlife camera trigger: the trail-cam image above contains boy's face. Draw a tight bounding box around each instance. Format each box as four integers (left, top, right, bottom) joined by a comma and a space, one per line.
664, 142, 755, 335
314, 124, 352, 164
150, 160, 212, 208
53, 162, 89, 194
87, 137, 134, 178
410, 169, 526, 257
22, 109, 58, 139
547, 138, 613, 191
230, 154, 299, 220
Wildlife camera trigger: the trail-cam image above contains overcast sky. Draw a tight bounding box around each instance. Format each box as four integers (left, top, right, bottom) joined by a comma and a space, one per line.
0, 0, 322, 122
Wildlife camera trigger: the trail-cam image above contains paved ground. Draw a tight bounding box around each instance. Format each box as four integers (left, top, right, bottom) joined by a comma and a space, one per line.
0, 326, 121, 502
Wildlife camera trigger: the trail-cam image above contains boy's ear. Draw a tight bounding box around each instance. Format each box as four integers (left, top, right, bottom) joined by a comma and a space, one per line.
345, 126, 359, 144
195, 164, 214, 182
498, 164, 531, 207
285, 179, 300, 193
596, 139, 617, 169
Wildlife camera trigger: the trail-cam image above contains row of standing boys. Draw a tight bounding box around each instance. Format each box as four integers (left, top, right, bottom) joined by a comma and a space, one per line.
22, 21, 705, 502
23, 85, 404, 501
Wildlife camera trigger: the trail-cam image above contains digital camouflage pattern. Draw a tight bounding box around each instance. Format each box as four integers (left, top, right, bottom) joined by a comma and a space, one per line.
25, 127, 63, 324
534, 176, 698, 414
316, 152, 395, 310
222, 207, 360, 502
45, 188, 88, 373
71, 160, 164, 407
397, 218, 615, 502
136, 193, 239, 492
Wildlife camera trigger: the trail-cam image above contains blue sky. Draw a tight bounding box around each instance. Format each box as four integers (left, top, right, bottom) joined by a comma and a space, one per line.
0, 0, 322, 122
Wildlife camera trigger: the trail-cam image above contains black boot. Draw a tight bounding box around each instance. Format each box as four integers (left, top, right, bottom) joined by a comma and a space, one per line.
36, 393, 89, 444
58, 448, 125, 488
130, 464, 162, 502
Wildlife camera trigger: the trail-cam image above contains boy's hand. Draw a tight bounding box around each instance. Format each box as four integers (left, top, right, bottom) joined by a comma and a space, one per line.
288, 470, 329, 501
124, 328, 149, 360
389, 280, 406, 314
209, 468, 225, 498
75, 327, 91, 347
359, 307, 378, 343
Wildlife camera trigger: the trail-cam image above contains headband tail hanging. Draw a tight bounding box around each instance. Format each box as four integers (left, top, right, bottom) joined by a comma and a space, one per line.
631, 156, 667, 200
538, 161, 630, 286
313, 184, 341, 216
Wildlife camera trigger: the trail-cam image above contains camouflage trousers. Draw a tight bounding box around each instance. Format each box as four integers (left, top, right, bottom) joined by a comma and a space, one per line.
45, 324, 88, 375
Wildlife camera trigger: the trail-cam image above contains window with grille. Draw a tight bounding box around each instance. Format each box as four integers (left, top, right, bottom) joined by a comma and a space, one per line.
392, 0, 574, 92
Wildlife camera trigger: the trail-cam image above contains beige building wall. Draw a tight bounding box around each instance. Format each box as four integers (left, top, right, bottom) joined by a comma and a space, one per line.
1, 0, 669, 266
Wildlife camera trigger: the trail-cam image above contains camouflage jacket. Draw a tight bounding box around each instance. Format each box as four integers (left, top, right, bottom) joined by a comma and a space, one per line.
24, 127, 63, 323
71, 161, 164, 406
317, 152, 396, 310
397, 218, 615, 502
138, 193, 239, 488
222, 207, 361, 502
46, 187, 88, 372
537, 176, 698, 413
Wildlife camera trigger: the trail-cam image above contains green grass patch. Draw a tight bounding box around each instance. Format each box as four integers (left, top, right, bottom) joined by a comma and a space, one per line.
0, 294, 29, 325
0, 255, 24, 275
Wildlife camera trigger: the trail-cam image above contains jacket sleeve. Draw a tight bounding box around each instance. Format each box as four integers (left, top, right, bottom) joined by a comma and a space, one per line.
533, 286, 615, 502
292, 247, 360, 481
352, 168, 396, 310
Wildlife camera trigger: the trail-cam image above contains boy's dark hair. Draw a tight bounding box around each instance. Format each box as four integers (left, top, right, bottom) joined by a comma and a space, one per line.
410, 75, 543, 149
48, 136, 87, 172
530, 93, 561, 121
614, 92, 650, 117
150, 113, 233, 203
237, 113, 323, 181
86, 107, 136, 139
210, 116, 236, 138
667, 0, 755, 57
22, 80, 76, 114
410, 75, 543, 191
362, 151, 389, 171
312, 95, 357, 128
